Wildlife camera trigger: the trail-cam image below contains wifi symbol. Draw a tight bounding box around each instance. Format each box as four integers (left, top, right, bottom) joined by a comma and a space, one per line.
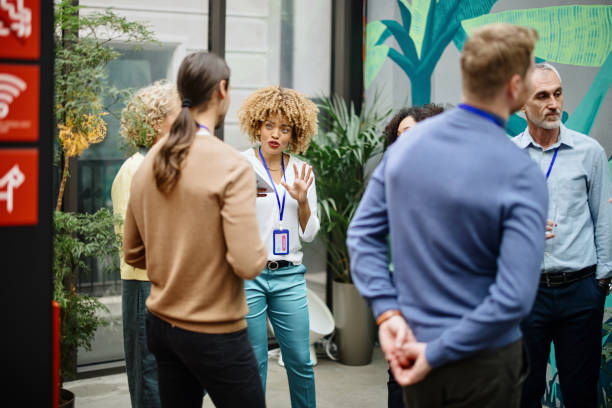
0, 73, 27, 120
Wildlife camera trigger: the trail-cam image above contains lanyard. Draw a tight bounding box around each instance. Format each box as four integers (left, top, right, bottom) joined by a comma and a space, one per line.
258, 147, 287, 221
546, 147, 559, 180
197, 123, 211, 135
457, 103, 506, 129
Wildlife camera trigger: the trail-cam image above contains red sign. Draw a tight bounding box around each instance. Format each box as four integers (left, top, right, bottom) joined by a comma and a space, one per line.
0, 148, 37, 225
0, 63, 38, 141
0, 0, 40, 60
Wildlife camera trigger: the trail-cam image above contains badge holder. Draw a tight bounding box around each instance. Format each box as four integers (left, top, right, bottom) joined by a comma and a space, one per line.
273, 229, 290, 255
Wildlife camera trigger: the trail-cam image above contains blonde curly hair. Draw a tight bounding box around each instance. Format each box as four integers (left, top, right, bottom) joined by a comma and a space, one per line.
237, 86, 318, 154
120, 80, 179, 149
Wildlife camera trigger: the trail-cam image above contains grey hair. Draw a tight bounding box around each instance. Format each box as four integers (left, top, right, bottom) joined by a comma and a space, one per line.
535, 62, 562, 83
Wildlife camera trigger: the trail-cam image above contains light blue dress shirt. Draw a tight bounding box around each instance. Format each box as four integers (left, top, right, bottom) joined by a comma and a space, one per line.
513, 124, 612, 279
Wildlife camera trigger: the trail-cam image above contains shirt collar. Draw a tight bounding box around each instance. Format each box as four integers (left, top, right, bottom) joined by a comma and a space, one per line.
517, 123, 574, 150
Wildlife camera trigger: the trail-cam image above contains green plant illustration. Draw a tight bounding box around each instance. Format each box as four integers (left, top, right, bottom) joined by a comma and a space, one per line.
459, 5, 612, 136
365, 0, 497, 105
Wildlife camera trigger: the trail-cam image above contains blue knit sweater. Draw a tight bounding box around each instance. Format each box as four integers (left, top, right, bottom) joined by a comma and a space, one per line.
347, 107, 548, 368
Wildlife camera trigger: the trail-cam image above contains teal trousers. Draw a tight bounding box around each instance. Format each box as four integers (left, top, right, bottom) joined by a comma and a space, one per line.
245, 263, 316, 408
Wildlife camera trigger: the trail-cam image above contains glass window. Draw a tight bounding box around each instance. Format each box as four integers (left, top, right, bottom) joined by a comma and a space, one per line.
223, 0, 332, 151
76, 44, 175, 297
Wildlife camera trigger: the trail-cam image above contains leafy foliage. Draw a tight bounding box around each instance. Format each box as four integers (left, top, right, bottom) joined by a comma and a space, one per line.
52, 1, 155, 389
54, 0, 156, 210
54, 0, 156, 132
303, 95, 390, 283
53, 208, 121, 385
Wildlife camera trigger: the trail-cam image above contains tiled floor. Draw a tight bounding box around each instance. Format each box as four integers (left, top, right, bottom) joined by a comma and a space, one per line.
66, 346, 389, 408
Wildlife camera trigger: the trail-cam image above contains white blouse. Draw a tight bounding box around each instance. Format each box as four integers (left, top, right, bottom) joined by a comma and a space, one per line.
242, 148, 320, 264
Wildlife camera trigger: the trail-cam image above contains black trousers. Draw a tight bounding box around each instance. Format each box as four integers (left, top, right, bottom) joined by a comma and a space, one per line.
520, 275, 606, 408
402, 339, 527, 408
146, 312, 266, 408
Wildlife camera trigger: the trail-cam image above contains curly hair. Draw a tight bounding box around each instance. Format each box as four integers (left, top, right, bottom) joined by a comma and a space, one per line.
120, 80, 179, 149
383, 103, 446, 146
237, 86, 318, 154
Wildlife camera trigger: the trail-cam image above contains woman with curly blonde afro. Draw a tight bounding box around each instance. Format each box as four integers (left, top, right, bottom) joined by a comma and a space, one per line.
111, 80, 179, 408
238, 86, 320, 408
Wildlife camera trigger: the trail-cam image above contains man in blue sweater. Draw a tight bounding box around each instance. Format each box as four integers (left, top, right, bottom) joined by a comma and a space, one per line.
347, 23, 548, 407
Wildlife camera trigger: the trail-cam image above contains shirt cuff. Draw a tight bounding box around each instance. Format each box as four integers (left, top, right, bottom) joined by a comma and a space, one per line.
299, 212, 319, 242
370, 296, 400, 321
596, 262, 612, 279
424, 337, 448, 369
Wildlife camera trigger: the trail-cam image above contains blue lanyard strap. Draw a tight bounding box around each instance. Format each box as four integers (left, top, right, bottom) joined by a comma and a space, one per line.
197, 123, 211, 135
546, 147, 559, 180
457, 103, 506, 129
258, 147, 287, 221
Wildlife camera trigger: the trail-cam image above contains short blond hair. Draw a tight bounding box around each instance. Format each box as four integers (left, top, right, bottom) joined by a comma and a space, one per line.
461, 23, 538, 100
120, 80, 179, 148
237, 86, 318, 154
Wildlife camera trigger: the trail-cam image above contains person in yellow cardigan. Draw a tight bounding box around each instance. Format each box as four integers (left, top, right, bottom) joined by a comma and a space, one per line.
111, 80, 179, 408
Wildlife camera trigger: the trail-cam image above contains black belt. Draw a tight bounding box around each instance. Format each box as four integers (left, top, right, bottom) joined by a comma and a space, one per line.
539, 265, 596, 288
266, 260, 292, 270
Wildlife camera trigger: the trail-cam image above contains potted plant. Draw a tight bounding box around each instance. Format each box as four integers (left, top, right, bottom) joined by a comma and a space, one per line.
303, 95, 390, 365
53, 209, 121, 406
52, 1, 154, 405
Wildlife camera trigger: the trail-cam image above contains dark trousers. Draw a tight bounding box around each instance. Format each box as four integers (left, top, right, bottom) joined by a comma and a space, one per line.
402, 339, 527, 408
122, 280, 160, 408
388, 367, 405, 408
520, 276, 606, 408
146, 312, 266, 408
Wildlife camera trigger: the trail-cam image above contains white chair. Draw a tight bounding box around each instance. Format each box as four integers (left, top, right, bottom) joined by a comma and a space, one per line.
268, 287, 335, 366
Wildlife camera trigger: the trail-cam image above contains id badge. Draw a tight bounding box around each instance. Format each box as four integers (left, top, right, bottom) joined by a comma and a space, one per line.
273, 229, 290, 255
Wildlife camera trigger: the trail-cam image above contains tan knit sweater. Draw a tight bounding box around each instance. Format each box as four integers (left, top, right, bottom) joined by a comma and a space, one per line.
123, 131, 267, 334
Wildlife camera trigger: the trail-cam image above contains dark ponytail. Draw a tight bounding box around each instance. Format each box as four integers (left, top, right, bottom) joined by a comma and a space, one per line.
153, 52, 230, 194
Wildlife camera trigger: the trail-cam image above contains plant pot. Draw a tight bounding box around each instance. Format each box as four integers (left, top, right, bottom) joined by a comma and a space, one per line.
332, 280, 375, 365
59, 388, 75, 408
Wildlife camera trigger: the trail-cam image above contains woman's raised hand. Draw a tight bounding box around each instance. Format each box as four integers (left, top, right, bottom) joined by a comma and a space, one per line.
281, 162, 313, 204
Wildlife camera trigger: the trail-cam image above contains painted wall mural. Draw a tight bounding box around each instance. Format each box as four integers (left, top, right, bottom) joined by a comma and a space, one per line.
366, 2, 612, 407
366, 2, 612, 137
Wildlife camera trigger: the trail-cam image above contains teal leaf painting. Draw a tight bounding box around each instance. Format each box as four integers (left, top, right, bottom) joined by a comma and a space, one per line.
366, 0, 497, 104
365, 21, 390, 90
461, 5, 612, 67
459, 6, 612, 136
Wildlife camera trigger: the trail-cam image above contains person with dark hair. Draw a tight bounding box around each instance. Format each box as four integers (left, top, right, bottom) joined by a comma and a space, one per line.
383, 104, 445, 147
348, 23, 548, 407
122, 51, 267, 408
237, 86, 319, 408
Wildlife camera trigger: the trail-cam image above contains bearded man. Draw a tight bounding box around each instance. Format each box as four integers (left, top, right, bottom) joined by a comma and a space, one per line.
513, 62, 612, 408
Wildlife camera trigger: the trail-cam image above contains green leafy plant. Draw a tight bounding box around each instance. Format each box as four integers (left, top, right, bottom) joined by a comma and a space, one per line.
54, 0, 156, 210
52, 1, 155, 399
53, 209, 121, 387
303, 95, 390, 283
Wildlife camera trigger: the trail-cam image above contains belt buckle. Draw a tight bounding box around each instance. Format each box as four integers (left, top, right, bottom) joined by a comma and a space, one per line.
267, 261, 279, 270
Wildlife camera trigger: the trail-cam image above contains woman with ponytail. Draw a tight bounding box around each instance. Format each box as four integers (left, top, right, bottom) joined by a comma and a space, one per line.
112, 80, 179, 408
122, 52, 267, 408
